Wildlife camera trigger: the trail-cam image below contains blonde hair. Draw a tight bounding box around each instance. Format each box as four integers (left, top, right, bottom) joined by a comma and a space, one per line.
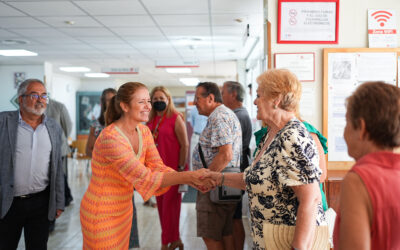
257, 69, 302, 112
149, 86, 178, 121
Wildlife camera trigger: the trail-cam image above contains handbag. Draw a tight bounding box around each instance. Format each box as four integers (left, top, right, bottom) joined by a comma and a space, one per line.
262, 223, 330, 250
198, 144, 242, 204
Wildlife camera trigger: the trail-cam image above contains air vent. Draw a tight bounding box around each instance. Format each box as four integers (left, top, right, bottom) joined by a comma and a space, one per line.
1, 39, 30, 45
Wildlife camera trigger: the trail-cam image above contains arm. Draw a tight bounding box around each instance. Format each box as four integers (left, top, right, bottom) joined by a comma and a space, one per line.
206, 172, 246, 190
174, 114, 189, 168
291, 182, 321, 250
338, 172, 372, 250
207, 144, 232, 172
310, 133, 327, 182
85, 127, 96, 157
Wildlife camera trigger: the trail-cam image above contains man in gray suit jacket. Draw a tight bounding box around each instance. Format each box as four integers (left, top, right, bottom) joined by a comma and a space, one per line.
0, 79, 65, 249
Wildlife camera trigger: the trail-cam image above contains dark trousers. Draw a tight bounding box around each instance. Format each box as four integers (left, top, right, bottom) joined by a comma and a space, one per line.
0, 189, 50, 250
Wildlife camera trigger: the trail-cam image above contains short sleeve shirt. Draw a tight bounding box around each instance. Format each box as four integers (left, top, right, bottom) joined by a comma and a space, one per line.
192, 105, 242, 171
244, 118, 326, 250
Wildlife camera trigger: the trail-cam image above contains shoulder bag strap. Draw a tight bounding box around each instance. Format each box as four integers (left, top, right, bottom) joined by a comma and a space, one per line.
198, 143, 208, 169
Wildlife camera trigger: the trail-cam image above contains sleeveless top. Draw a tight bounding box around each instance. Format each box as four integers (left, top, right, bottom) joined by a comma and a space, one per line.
147, 113, 181, 170
333, 151, 400, 249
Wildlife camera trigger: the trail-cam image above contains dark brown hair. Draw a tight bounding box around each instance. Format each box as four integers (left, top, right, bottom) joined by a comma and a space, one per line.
105, 82, 147, 125
98, 88, 117, 126
196, 82, 223, 103
346, 81, 400, 148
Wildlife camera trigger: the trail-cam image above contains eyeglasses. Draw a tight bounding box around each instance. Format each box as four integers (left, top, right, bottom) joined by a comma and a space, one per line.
22, 93, 49, 103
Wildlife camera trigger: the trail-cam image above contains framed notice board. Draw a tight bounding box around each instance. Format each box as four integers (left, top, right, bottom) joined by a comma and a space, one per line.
323, 48, 400, 170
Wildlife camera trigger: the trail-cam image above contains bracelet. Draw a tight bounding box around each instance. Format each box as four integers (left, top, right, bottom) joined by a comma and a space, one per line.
219, 173, 225, 187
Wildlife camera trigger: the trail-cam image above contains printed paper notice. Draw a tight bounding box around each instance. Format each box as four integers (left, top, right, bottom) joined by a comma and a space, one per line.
275, 53, 314, 81
280, 2, 337, 42
368, 9, 397, 48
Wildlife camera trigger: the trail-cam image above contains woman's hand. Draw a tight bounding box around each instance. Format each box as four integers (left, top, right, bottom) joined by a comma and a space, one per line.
188, 168, 217, 192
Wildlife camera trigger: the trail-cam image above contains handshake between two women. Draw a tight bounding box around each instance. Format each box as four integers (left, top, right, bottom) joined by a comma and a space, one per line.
174, 168, 243, 193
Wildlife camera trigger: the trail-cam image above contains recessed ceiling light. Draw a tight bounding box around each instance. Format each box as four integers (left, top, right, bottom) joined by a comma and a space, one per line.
165, 68, 192, 74
179, 78, 199, 86
64, 20, 75, 25
59, 67, 90, 72
0, 49, 37, 56
85, 73, 110, 78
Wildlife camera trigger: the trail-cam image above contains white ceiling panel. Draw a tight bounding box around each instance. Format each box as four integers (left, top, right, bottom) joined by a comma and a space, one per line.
74, 0, 146, 15
91, 43, 132, 49
129, 40, 172, 49
213, 26, 244, 36
79, 36, 125, 43
143, 0, 208, 14
162, 27, 210, 36
12, 28, 67, 37
0, 2, 26, 16
111, 27, 162, 36
211, 0, 263, 14
36, 16, 101, 27
153, 14, 209, 27
8, 1, 86, 16
0, 17, 47, 28
59, 27, 115, 36
31, 36, 81, 44
0, 28, 20, 37
95, 15, 155, 27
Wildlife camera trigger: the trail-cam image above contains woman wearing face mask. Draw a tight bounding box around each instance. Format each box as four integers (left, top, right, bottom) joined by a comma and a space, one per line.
147, 86, 189, 250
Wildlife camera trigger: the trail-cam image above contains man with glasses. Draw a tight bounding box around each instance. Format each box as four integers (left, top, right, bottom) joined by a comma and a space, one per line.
192, 82, 242, 250
0, 79, 65, 249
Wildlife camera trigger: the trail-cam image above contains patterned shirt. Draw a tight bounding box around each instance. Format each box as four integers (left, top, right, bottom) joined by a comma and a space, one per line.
192, 104, 242, 171
244, 118, 326, 250
193, 105, 242, 211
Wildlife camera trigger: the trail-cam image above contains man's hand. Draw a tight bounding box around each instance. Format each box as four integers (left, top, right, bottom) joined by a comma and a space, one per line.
55, 209, 63, 219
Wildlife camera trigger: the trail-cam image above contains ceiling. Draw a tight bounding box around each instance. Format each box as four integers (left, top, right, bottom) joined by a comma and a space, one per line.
0, 0, 264, 86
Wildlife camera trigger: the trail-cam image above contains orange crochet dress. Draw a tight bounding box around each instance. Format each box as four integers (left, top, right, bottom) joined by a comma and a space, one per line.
80, 123, 174, 249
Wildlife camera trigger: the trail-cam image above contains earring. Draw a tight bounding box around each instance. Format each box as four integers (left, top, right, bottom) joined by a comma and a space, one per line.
273, 105, 277, 109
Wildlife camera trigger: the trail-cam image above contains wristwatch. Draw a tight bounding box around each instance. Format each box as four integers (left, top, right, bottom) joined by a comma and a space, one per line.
178, 165, 185, 171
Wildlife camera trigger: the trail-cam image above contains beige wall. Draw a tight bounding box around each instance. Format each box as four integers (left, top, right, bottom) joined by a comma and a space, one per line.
268, 0, 400, 131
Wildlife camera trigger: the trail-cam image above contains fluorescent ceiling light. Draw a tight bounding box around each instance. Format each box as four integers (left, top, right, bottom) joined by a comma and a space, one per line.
60, 67, 90, 72
0, 49, 37, 56
85, 73, 110, 78
165, 68, 192, 74
179, 78, 199, 86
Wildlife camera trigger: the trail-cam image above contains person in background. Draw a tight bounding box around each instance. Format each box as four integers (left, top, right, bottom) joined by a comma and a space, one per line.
80, 82, 212, 249
147, 86, 189, 250
193, 82, 242, 250
205, 69, 327, 249
0, 79, 65, 249
86, 88, 117, 157
221, 81, 252, 250
45, 97, 73, 233
189, 106, 208, 170
334, 81, 400, 249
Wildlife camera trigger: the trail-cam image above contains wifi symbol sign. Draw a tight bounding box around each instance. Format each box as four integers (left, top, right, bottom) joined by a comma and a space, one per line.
371, 10, 392, 27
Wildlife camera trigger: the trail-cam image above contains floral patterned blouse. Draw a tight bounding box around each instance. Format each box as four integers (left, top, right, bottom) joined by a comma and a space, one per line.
244, 118, 326, 250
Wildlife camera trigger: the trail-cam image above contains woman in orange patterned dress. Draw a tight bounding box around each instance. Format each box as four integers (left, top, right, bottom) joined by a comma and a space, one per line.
80, 82, 211, 249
